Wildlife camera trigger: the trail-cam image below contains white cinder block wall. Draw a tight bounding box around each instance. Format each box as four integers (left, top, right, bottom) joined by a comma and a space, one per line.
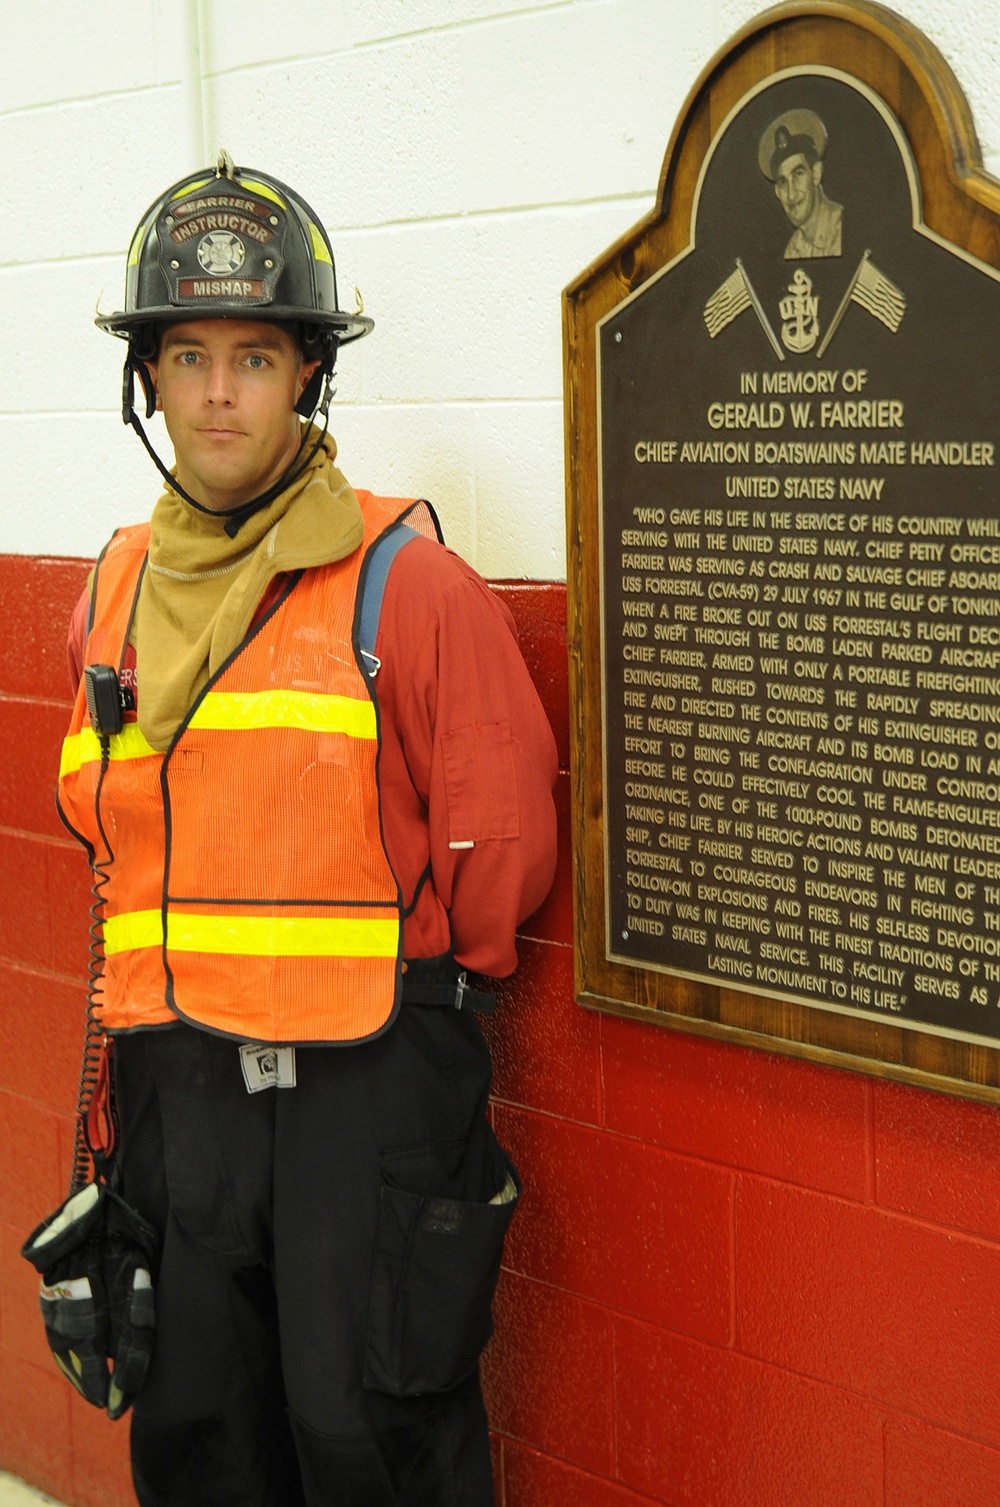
2, 0, 997, 576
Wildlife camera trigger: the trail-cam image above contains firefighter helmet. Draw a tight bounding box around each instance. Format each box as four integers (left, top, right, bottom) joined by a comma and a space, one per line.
97, 153, 372, 534
97, 152, 372, 353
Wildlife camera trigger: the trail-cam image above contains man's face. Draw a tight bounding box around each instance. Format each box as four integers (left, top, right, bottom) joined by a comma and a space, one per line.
145, 320, 320, 512
774, 152, 822, 230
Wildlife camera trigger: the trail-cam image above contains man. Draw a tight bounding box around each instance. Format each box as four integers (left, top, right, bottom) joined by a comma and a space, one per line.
761, 114, 843, 259
55, 155, 558, 1506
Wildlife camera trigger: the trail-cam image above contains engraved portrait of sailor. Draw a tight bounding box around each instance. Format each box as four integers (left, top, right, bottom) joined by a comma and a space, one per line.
759, 110, 843, 259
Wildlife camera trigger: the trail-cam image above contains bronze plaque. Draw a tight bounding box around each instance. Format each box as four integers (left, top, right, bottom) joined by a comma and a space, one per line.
566, 3, 1000, 1099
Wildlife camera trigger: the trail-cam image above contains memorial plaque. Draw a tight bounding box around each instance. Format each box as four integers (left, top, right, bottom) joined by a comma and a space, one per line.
565, 1, 1000, 1099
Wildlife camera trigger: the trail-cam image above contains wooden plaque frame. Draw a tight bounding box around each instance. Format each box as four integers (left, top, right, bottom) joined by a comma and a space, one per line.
564, 0, 1000, 1102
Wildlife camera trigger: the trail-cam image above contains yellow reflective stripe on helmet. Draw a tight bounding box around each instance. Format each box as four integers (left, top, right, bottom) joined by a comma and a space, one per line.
128, 204, 162, 266
308, 223, 333, 266
170, 176, 213, 200
104, 910, 163, 955
169, 914, 398, 958
188, 689, 376, 739
104, 910, 397, 959
239, 177, 288, 210
60, 722, 159, 779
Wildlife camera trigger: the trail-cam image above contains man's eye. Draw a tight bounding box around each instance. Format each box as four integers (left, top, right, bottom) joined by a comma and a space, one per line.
246, 353, 267, 369
179, 350, 200, 364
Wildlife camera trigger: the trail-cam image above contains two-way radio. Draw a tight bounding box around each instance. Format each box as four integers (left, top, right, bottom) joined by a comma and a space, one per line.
70, 665, 134, 1192
83, 664, 134, 738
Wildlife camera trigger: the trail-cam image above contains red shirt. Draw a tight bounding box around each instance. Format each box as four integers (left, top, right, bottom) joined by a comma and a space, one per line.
69, 535, 558, 976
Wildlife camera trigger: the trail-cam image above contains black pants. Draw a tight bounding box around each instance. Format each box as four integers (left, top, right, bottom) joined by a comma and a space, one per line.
114, 1006, 515, 1507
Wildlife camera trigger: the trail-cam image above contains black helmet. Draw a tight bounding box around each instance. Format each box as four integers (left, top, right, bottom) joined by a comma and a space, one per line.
97, 151, 372, 353
98, 153, 372, 535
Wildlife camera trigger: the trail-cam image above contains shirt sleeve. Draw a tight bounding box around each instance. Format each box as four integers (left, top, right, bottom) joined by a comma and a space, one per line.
374, 539, 559, 977
67, 586, 90, 694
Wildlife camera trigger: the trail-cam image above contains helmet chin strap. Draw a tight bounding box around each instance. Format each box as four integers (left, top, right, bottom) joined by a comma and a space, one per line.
122, 356, 335, 538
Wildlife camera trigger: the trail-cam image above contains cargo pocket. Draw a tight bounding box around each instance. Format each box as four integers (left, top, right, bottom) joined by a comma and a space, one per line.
363, 1138, 521, 1397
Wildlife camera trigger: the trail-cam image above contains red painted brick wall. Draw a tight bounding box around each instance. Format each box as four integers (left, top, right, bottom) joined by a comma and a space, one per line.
3, 556, 1000, 1506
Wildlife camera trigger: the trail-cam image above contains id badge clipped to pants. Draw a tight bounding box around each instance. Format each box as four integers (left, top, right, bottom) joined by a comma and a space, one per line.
239, 1042, 297, 1093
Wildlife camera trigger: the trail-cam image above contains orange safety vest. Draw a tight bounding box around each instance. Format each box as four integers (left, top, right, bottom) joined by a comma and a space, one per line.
58, 493, 439, 1045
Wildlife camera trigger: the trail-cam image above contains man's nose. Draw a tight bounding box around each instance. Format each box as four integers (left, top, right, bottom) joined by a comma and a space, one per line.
205, 361, 237, 404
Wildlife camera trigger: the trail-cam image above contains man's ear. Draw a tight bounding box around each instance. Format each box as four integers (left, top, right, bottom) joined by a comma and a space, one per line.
138, 361, 161, 415
297, 358, 322, 402
812, 161, 823, 187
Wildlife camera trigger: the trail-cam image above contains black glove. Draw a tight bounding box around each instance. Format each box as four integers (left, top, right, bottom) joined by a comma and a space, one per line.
22, 1183, 110, 1408
103, 1187, 157, 1419
22, 1182, 157, 1420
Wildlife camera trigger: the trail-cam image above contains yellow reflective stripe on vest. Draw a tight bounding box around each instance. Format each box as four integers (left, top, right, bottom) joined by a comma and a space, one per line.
188, 689, 376, 739
59, 722, 159, 779
170, 914, 397, 957
103, 910, 396, 958
104, 909, 164, 954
